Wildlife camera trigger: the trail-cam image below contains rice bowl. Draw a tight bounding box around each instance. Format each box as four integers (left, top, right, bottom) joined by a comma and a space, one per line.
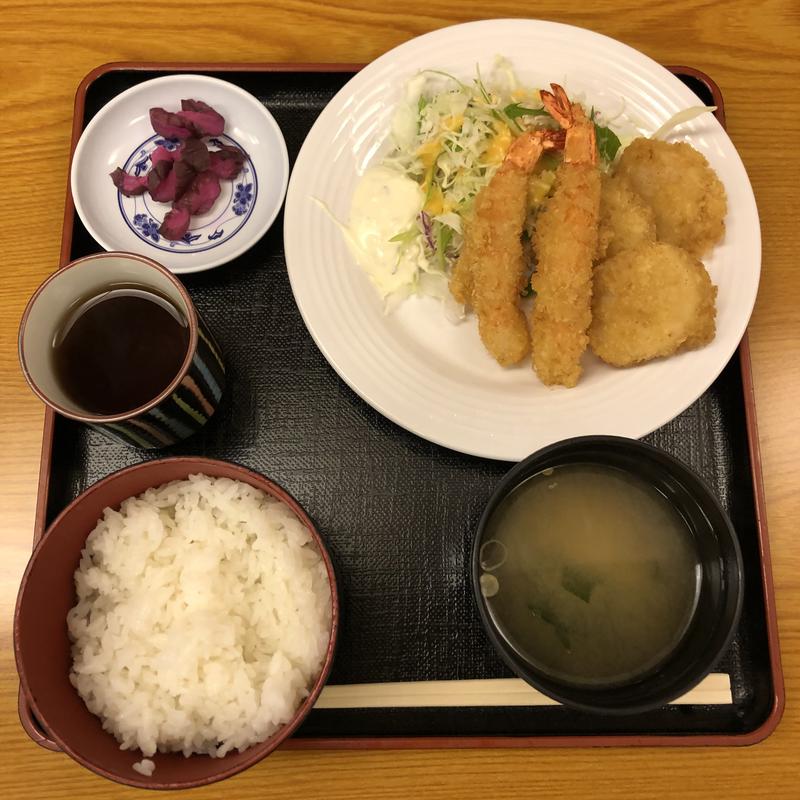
14, 457, 339, 789
68, 474, 332, 769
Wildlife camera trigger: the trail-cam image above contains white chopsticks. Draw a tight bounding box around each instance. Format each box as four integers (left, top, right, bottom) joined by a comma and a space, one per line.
314, 674, 732, 709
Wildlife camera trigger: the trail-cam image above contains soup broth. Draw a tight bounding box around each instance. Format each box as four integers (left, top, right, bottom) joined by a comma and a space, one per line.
480, 463, 700, 686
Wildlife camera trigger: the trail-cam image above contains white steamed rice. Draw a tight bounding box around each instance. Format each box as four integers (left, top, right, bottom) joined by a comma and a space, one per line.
132, 758, 155, 776
67, 474, 332, 762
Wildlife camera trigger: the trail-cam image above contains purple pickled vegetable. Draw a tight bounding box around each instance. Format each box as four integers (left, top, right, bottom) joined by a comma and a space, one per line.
149, 145, 176, 168
172, 159, 197, 200
178, 171, 221, 215
178, 99, 225, 137
115, 98, 237, 241
110, 167, 148, 196
148, 159, 195, 204
149, 107, 195, 139
209, 145, 245, 179
177, 137, 210, 173
147, 162, 178, 202
159, 205, 191, 240
148, 140, 210, 203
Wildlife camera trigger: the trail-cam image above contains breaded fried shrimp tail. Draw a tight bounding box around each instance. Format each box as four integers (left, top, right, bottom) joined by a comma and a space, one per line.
467, 164, 531, 366
450, 130, 562, 367
530, 84, 601, 388
531, 164, 601, 386
449, 228, 475, 305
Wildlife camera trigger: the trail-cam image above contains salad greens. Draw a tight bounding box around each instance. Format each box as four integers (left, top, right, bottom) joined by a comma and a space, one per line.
592, 110, 623, 163
379, 59, 624, 305
503, 102, 551, 123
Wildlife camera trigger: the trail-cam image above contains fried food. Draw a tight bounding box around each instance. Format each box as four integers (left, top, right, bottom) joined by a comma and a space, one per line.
448, 234, 474, 305
588, 242, 717, 367
596, 173, 656, 260
450, 131, 561, 367
614, 138, 727, 258
451, 98, 725, 385
530, 85, 601, 388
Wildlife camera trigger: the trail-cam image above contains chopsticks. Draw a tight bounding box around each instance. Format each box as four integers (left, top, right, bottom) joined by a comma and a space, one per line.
314, 674, 732, 709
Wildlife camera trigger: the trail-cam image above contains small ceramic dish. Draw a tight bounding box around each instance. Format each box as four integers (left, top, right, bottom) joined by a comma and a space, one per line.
14, 457, 339, 789
71, 74, 289, 273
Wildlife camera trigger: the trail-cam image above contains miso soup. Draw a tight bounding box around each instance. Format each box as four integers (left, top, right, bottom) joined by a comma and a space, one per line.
479, 463, 701, 686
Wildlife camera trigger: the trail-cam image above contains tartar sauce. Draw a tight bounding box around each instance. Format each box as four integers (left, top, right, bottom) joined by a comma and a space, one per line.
344, 166, 426, 299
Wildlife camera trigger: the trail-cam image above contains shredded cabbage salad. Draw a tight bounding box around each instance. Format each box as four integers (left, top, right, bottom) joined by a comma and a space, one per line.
374, 59, 623, 304
383, 62, 547, 281
356, 58, 715, 309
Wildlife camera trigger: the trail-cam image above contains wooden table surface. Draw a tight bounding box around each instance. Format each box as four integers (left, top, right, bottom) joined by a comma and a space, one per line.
1, 0, 798, 796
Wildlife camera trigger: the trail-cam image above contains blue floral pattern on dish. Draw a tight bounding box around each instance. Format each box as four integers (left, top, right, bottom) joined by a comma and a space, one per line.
133, 151, 150, 177
116, 133, 258, 254
169, 231, 202, 248
232, 182, 253, 216
133, 213, 160, 242
154, 137, 181, 151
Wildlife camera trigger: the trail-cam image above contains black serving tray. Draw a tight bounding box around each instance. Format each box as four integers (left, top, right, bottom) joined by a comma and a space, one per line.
21, 63, 783, 749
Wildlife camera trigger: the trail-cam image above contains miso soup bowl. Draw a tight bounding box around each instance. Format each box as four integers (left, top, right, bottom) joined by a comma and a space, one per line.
14, 457, 339, 790
471, 436, 743, 715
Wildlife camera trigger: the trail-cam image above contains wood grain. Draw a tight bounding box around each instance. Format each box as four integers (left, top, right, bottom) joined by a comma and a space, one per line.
1, 0, 799, 796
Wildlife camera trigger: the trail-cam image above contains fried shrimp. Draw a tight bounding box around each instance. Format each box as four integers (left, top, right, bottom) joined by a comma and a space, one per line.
451, 129, 562, 367
589, 242, 717, 367
596, 174, 656, 260
614, 138, 727, 258
448, 238, 474, 305
530, 84, 601, 387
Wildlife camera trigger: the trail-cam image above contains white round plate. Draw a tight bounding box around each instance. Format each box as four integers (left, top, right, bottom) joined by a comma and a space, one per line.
72, 74, 289, 273
284, 19, 761, 461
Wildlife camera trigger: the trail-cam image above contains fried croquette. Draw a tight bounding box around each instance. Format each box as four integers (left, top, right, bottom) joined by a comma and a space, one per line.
596, 173, 656, 260
614, 138, 727, 258
588, 242, 717, 367
530, 84, 601, 388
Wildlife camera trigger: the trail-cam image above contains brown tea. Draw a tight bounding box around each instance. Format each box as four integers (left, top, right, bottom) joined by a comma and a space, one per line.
52, 284, 190, 416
